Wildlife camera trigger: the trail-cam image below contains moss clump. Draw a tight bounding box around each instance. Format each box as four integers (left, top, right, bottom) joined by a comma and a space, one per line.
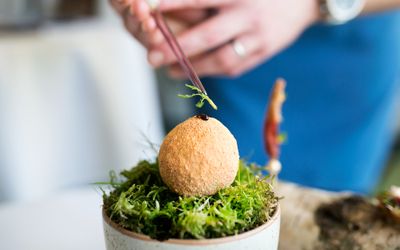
102, 160, 278, 241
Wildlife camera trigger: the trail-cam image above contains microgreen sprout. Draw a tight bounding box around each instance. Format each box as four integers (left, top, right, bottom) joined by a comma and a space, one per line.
178, 84, 218, 110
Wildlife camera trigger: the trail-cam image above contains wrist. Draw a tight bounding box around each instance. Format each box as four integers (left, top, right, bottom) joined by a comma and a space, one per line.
306, 0, 322, 25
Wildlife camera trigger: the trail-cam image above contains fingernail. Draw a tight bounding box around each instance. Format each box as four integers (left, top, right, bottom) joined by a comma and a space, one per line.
149, 51, 164, 66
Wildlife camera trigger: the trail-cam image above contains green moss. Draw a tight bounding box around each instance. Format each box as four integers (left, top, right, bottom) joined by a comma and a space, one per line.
101, 160, 279, 241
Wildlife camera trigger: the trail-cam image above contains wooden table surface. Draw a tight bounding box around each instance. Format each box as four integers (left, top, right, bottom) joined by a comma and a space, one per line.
277, 182, 341, 250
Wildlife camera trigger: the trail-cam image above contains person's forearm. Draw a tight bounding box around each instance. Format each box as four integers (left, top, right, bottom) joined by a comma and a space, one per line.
363, 0, 400, 13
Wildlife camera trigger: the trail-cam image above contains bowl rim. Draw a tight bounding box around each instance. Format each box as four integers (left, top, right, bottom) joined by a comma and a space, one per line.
102, 204, 280, 246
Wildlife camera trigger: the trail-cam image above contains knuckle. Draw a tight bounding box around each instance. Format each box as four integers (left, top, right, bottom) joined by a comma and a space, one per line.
203, 33, 220, 47
215, 52, 231, 72
258, 37, 271, 56
259, 34, 268, 47
259, 46, 269, 57
226, 68, 241, 77
250, 18, 262, 32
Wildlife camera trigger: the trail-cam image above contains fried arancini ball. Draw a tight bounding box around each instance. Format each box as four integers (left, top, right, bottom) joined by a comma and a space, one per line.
158, 115, 239, 196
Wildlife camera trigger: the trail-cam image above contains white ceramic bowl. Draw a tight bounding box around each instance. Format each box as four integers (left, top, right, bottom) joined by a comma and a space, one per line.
103, 206, 280, 250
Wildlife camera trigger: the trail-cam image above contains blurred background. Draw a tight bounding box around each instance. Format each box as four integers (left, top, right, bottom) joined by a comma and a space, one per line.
0, 0, 398, 205
0, 0, 168, 203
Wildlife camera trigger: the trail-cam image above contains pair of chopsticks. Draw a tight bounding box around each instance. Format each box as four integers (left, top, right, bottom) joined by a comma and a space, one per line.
146, 0, 208, 96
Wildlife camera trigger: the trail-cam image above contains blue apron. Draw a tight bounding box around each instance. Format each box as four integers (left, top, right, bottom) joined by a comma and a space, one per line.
202, 11, 400, 194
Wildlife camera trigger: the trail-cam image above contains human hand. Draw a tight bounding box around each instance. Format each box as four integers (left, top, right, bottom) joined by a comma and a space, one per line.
146, 0, 320, 77
109, 0, 208, 49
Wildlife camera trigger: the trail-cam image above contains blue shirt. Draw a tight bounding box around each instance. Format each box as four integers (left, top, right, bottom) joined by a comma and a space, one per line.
203, 11, 400, 194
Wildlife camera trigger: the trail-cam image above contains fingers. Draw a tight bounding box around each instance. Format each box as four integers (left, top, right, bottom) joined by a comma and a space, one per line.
141, 17, 156, 32
148, 9, 250, 67
160, 0, 234, 11
111, 0, 163, 48
133, 0, 152, 21
226, 53, 266, 77
168, 33, 261, 77
170, 53, 265, 78
109, 0, 134, 15
123, 10, 149, 46
122, 10, 160, 47
166, 9, 210, 25
110, 0, 155, 34
148, 29, 164, 45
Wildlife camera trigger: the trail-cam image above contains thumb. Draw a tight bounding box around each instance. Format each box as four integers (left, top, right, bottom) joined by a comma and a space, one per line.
159, 0, 234, 11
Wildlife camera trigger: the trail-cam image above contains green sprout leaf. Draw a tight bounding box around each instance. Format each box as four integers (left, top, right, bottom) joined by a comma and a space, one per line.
178, 84, 218, 110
